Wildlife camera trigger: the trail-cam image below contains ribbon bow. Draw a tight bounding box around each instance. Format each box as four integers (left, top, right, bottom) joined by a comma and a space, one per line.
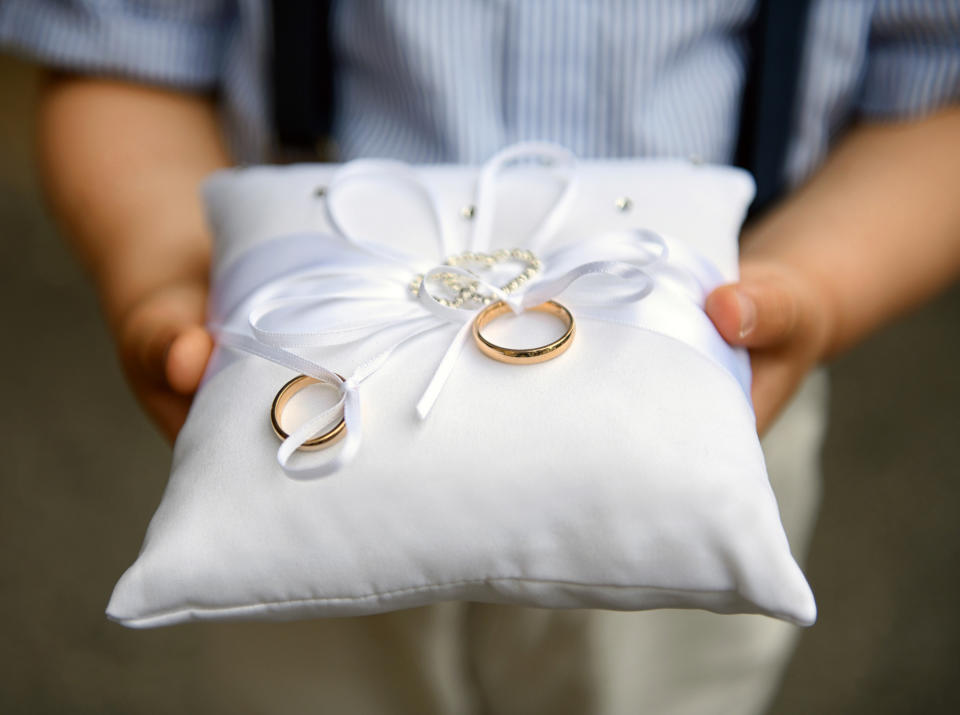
211, 142, 748, 479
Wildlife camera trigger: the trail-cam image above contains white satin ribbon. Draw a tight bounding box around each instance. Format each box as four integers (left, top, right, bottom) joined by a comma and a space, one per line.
471, 142, 579, 253
214, 320, 442, 480
209, 142, 749, 480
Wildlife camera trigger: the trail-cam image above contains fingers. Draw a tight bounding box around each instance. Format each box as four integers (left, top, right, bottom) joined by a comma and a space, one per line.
133, 317, 182, 387
749, 350, 807, 435
132, 383, 194, 443
117, 281, 212, 442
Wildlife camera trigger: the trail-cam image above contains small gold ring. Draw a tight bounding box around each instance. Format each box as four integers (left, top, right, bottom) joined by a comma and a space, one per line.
472, 300, 575, 364
270, 374, 346, 450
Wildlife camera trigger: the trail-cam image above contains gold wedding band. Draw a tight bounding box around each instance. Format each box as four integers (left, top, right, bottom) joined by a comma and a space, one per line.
270, 374, 346, 450
472, 300, 575, 364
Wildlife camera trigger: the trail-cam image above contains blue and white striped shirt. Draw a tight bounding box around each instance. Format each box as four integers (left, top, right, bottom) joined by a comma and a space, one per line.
2, 0, 958, 190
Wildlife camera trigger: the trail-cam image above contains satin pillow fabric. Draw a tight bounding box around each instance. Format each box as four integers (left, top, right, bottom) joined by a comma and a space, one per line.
106, 152, 816, 628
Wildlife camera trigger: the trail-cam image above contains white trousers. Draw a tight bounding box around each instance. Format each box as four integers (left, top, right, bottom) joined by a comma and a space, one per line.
187, 371, 828, 715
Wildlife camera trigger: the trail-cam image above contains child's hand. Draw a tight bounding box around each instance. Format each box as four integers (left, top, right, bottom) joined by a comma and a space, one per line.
117, 279, 213, 443
705, 107, 960, 434
36, 75, 230, 443
705, 260, 832, 435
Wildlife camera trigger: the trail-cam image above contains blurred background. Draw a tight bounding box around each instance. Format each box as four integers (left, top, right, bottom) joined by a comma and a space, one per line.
1, 53, 958, 713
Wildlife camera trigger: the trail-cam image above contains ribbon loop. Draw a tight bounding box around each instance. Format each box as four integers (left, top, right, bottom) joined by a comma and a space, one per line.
471, 142, 578, 253
325, 159, 452, 264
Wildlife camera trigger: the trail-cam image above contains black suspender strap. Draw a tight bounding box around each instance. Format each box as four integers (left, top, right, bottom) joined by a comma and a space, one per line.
736, 0, 813, 217
270, 0, 335, 151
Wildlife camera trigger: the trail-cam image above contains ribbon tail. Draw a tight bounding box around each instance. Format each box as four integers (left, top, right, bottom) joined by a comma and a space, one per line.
337, 384, 363, 466
275, 384, 363, 481
415, 320, 474, 420
276, 401, 345, 480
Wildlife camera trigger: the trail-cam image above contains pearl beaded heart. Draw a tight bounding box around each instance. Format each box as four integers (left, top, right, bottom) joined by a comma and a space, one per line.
410, 248, 543, 309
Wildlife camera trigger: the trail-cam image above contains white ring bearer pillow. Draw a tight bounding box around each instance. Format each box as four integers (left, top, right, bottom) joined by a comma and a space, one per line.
106, 143, 816, 628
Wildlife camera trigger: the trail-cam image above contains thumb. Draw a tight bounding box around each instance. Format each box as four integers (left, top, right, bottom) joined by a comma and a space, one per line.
120, 284, 212, 395
164, 325, 213, 394
704, 272, 801, 348
128, 315, 212, 396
